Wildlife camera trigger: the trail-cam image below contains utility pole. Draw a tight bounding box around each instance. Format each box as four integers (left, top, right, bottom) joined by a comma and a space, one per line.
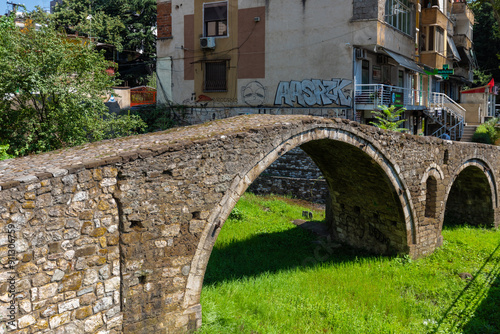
6, 1, 22, 14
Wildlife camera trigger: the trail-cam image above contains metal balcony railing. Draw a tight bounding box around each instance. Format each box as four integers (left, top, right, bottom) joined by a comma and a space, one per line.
354, 84, 428, 110
429, 92, 466, 119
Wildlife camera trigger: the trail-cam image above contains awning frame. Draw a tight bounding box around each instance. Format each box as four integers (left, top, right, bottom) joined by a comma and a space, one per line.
382, 49, 426, 74
447, 36, 461, 61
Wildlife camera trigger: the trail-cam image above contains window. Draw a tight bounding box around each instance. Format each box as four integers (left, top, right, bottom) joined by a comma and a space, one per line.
428, 26, 435, 51
362, 60, 370, 85
423, 26, 444, 53
436, 27, 444, 54
204, 61, 227, 92
385, 0, 413, 35
204, 2, 227, 37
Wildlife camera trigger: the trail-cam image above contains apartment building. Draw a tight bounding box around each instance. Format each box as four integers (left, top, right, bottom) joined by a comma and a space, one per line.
156, 0, 476, 139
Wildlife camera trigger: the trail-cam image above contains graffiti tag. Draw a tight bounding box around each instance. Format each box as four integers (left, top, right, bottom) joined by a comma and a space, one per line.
274, 78, 352, 107
241, 81, 266, 106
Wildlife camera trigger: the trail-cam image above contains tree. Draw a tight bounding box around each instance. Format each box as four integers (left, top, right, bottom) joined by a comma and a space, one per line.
0, 13, 145, 156
369, 105, 408, 133
470, 1, 500, 81
53, 0, 157, 86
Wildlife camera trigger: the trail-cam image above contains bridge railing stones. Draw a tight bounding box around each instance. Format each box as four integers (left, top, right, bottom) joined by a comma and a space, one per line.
0, 114, 498, 333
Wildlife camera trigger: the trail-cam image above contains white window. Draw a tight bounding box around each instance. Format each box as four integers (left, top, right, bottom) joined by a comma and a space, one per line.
385, 0, 413, 35
204, 2, 228, 37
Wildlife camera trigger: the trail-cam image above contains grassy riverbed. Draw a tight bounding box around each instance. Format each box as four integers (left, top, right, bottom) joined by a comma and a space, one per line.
198, 193, 500, 334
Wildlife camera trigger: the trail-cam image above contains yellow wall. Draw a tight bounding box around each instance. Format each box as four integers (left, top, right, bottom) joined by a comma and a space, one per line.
192, 0, 239, 102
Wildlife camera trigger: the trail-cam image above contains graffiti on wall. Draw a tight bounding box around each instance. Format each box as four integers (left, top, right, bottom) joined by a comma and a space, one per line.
274, 78, 352, 107
241, 81, 266, 106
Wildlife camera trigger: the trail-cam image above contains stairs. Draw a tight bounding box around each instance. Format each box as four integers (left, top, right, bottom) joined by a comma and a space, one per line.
423, 93, 466, 141
460, 125, 478, 142
423, 108, 464, 141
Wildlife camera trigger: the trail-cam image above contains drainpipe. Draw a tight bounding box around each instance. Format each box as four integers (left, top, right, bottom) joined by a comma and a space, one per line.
352, 46, 356, 121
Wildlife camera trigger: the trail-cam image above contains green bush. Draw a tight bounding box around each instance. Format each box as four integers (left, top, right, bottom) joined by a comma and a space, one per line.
228, 207, 245, 221
472, 118, 500, 144
0, 144, 14, 161
124, 104, 182, 133
370, 105, 408, 133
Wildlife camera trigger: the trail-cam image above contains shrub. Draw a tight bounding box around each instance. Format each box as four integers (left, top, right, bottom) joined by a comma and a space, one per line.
124, 104, 183, 133
472, 117, 500, 144
0, 144, 14, 161
369, 105, 408, 133
228, 207, 245, 221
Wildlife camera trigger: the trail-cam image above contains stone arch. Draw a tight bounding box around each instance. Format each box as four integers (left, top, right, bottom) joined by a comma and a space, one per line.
183, 126, 417, 310
420, 164, 445, 219
442, 159, 498, 227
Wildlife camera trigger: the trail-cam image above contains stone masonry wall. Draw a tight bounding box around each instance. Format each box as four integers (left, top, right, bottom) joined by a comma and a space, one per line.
248, 147, 328, 203
0, 166, 122, 333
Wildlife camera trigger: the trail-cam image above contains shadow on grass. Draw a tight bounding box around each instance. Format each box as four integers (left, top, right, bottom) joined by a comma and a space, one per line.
431, 242, 500, 334
203, 224, 378, 286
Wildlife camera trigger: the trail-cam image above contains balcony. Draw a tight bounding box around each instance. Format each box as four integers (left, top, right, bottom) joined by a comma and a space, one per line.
421, 7, 449, 30
354, 84, 428, 111
420, 52, 447, 69
354, 84, 466, 140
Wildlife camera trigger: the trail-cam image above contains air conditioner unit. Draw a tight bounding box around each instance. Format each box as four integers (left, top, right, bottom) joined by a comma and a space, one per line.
355, 48, 366, 59
200, 37, 216, 49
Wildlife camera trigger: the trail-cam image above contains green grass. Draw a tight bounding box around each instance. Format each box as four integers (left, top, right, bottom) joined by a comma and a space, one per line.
198, 193, 500, 334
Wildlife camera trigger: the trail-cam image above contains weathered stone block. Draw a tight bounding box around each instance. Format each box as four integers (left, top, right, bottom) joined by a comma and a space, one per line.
84, 313, 104, 333
75, 245, 97, 258
38, 283, 58, 300
49, 311, 71, 329
104, 277, 120, 293
93, 296, 113, 313
18, 314, 36, 328
75, 305, 93, 320
41, 304, 57, 318
189, 220, 205, 234
60, 272, 83, 292
58, 298, 80, 313
90, 227, 107, 238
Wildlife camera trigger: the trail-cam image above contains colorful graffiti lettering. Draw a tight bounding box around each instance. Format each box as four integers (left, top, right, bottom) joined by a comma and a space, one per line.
274, 79, 352, 107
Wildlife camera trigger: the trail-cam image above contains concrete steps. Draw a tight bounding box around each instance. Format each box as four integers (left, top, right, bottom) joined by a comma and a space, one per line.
460, 125, 478, 142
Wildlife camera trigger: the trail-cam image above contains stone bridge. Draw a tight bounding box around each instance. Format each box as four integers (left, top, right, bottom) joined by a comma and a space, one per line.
0, 115, 499, 333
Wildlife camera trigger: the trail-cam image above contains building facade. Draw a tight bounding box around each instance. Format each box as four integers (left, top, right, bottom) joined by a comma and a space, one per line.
156, 0, 476, 138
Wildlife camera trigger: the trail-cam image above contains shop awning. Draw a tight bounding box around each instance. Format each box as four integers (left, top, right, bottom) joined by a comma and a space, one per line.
447, 36, 461, 61
383, 49, 426, 74
461, 79, 496, 94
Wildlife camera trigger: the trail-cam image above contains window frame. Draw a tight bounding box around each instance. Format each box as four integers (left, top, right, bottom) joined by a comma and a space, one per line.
385, 0, 414, 35
203, 60, 228, 92
422, 25, 445, 54
203, 1, 228, 38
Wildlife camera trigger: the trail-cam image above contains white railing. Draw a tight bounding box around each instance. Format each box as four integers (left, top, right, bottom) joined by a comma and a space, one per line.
354, 84, 429, 109
430, 92, 466, 120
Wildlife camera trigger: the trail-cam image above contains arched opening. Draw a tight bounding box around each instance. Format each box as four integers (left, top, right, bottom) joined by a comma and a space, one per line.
197, 137, 412, 332
444, 166, 495, 227
184, 127, 416, 333
301, 139, 409, 255
425, 176, 438, 218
